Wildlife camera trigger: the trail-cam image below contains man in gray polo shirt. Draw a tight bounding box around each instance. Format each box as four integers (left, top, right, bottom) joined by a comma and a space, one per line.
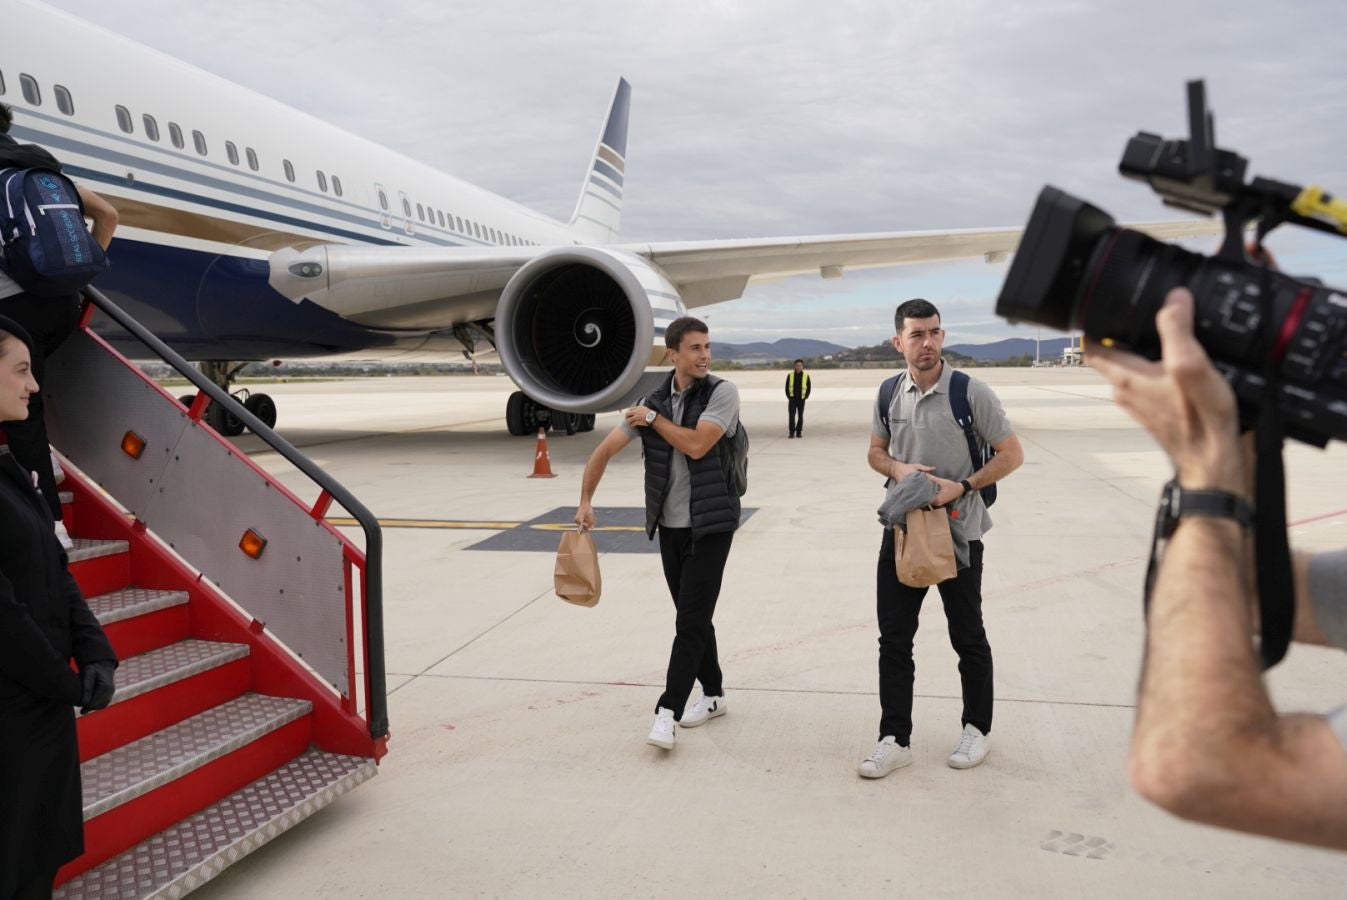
575, 316, 742, 751
1092, 287, 1347, 851
858, 298, 1024, 779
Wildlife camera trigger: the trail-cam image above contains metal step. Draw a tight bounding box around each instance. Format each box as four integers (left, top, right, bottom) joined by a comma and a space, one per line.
83, 693, 311, 820
70, 537, 130, 563
57, 749, 376, 899
111, 640, 250, 705
88, 588, 190, 627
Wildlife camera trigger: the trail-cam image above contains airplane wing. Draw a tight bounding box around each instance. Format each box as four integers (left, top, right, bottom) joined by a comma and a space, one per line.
269, 219, 1222, 321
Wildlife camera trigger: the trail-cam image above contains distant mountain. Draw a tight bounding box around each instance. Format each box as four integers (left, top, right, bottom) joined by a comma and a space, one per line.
945, 337, 1071, 362
715, 338, 849, 360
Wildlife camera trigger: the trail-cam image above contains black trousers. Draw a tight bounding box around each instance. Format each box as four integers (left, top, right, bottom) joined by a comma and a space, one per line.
656, 527, 734, 719
876, 528, 991, 744
0, 291, 80, 521
6, 868, 56, 900
787, 397, 806, 436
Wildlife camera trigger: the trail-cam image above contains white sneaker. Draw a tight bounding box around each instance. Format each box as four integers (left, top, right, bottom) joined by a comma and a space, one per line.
948, 724, 989, 769
681, 694, 725, 728
53, 520, 74, 552
857, 736, 912, 779
51, 451, 66, 485
647, 707, 676, 750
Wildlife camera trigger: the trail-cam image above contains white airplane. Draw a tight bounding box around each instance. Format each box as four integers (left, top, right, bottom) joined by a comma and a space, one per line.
1, 0, 1218, 435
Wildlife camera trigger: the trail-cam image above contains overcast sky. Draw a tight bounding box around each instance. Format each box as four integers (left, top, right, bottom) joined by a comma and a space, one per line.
43, 0, 1347, 346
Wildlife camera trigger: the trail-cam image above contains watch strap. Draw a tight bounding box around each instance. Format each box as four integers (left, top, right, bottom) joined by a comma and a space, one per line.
1163, 480, 1254, 533
959, 479, 974, 497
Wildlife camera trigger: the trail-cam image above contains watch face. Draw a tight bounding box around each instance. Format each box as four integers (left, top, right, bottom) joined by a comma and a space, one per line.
645, 410, 657, 425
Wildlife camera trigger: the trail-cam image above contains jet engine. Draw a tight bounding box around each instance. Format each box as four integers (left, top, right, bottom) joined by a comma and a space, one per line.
494, 246, 685, 413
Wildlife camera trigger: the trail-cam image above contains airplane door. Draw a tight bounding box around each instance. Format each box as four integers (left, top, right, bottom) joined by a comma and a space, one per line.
375, 183, 392, 230
398, 190, 414, 235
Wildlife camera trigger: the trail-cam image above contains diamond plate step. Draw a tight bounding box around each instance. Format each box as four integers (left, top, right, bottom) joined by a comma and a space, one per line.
69, 538, 130, 563
57, 749, 376, 900
83, 693, 312, 820
88, 588, 190, 627
111, 640, 250, 705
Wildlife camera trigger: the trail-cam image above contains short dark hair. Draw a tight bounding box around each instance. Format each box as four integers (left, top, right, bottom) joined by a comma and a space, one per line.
895, 298, 941, 333
665, 316, 709, 351
0, 104, 12, 134
793, 358, 804, 365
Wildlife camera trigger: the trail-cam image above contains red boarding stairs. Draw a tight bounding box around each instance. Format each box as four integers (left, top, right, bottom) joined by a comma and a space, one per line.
36, 290, 389, 898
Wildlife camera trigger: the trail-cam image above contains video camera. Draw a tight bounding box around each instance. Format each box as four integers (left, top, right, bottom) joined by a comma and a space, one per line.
996, 80, 1347, 447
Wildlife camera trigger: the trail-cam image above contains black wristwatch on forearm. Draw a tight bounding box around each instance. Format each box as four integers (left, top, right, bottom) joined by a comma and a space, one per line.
1156, 479, 1254, 538
959, 479, 974, 497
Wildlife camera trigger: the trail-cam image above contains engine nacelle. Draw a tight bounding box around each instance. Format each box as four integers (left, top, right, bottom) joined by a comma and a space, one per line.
495, 247, 686, 413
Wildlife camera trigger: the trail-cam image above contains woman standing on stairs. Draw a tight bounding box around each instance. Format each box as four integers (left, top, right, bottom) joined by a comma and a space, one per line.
0, 318, 117, 900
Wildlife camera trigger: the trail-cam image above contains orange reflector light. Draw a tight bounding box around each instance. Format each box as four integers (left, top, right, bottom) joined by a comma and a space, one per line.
239, 529, 267, 560
121, 431, 147, 459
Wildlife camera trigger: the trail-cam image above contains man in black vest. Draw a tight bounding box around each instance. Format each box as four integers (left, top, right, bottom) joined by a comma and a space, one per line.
785, 358, 811, 438
575, 316, 742, 751
0, 103, 119, 549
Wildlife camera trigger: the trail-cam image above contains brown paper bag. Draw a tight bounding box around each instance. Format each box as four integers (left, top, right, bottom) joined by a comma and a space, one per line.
554, 530, 602, 606
897, 507, 957, 588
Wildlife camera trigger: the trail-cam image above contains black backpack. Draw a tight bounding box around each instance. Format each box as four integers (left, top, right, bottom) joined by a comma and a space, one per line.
877, 369, 996, 507
703, 378, 749, 497
0, 167, 108, 297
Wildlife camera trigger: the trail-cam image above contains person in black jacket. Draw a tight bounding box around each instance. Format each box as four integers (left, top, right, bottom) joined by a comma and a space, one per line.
574, 317, 742, 752
0, 317, 117, 900
0, 102, 118, 550
784, 358, 811, 438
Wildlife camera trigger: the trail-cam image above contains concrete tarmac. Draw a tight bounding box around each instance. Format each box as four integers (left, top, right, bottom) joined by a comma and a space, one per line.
193, 368, 1347, 899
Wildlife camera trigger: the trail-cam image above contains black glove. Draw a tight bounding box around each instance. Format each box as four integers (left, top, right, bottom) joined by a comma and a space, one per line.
79, 661, 116, 714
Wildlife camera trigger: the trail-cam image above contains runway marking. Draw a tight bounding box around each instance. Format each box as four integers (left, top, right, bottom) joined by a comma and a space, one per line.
327, 516, 644, 533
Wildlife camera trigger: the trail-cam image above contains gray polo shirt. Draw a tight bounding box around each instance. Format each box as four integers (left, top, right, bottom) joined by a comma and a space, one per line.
872, 363, 1013, 540
1306, 550, 1347, 747
622, 377, 740, 529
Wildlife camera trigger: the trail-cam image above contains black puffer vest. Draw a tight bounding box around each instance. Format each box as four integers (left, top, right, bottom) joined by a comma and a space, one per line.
640, 372, 741, 540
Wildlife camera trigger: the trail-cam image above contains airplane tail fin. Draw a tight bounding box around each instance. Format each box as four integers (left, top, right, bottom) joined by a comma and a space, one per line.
568, 78, 630, 243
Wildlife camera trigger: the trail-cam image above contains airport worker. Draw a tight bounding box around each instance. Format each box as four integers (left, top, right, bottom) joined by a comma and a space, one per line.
0, 103, 119, 550
785, 358, 811, 438
858, 298, 1023, 778
574, 316, 741, 751
0, 317, 117, 900
1090, 287, 1347, 850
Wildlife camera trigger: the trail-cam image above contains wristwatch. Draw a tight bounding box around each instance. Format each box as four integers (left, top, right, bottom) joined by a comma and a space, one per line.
644, 410, 657, 426
959, 479, 974, 497
1156, 479, 1254, 538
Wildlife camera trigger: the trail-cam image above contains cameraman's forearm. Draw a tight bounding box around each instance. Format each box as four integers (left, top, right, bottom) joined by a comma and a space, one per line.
1125, 519, 1347, 845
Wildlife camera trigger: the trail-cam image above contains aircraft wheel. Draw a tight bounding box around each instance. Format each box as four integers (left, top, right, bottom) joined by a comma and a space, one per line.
245, 393, 278, 431
207, 403, 245, 437
580, 414, 596, 432
506, 391, 529, 436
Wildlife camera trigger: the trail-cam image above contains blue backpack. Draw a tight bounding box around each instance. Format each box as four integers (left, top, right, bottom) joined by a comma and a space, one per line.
877, 369, 997, 507
0, 167, 108, 297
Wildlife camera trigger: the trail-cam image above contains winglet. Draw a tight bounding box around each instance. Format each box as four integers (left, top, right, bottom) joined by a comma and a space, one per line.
568, 78, 630, 244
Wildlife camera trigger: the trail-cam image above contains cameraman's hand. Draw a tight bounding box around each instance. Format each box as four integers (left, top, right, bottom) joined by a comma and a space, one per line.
1087, 288, 1244, 494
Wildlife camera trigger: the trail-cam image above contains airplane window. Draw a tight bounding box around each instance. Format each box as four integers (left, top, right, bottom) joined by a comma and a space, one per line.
426, 205, 434, 222
454, 216, 463, 231
54, 85, 74, 116
226, 141, 239, 166
473, 222, 481, 238
437, 210, 445, 227
377, 189, 388, 211
169, 122, 184, 149
192, 130, 207, 156
143, 114, 160, 142
115, 105, 133, 134
402, 198, 411, 216
283, 159, 295, 182
19, 74, 39, 106
317, 170, 328, 192
246, 147, 259, 171
332, 175, 343, 197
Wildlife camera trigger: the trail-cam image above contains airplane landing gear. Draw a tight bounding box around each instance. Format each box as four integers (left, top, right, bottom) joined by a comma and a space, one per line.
194, 361, 278, 436
506, 391, 594, 436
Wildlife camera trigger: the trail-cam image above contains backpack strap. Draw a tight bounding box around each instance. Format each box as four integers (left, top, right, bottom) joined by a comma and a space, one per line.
950, 369, 997, 506
877, 372, 903, 434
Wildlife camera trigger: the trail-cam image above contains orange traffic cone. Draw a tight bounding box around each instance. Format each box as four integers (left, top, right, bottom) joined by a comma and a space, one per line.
528, 426, 557, 478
